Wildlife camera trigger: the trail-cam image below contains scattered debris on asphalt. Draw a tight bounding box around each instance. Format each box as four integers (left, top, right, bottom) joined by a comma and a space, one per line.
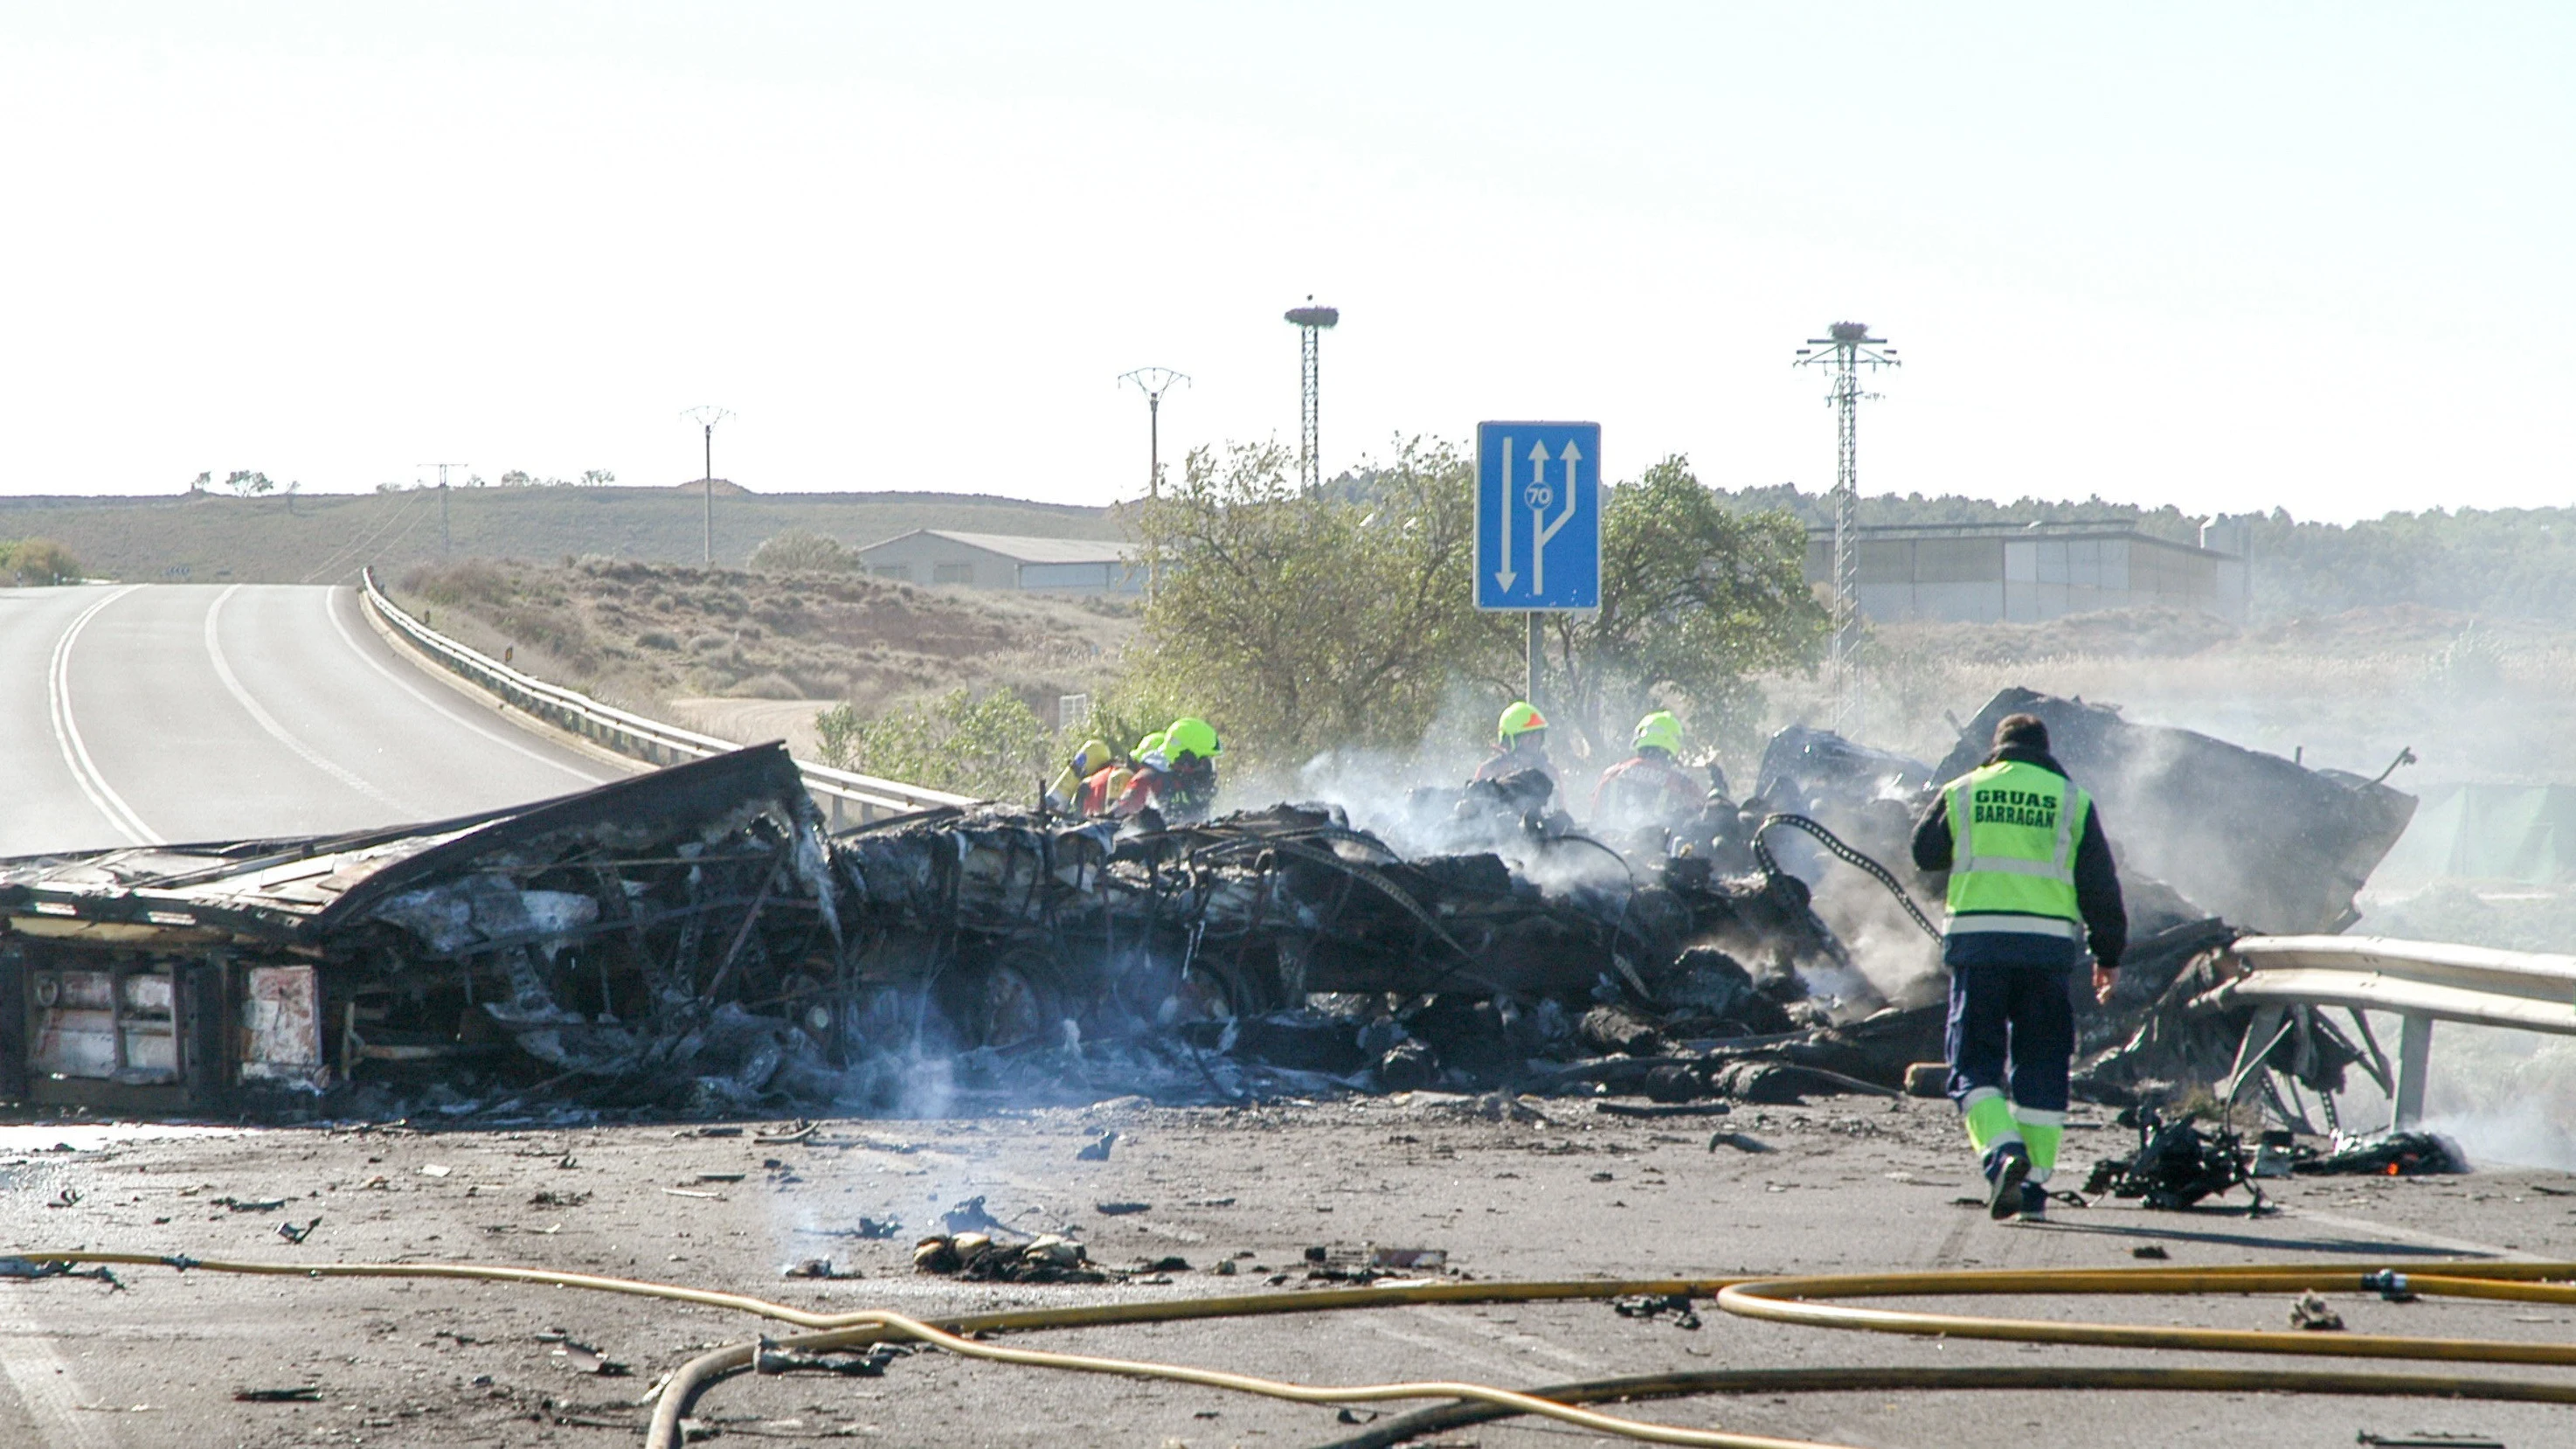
2290, 1290, 2347, 1332
2296, 1130, 2473, 1177
549, 1339, 631, 1376
755, 1343, 902, 1376
779, 1258, 862, 1279
234, 1387, 322, 1403
911, 1231, 1105, 1284
1611, 1293, 1703, 1330
0, 1256, 121, 1288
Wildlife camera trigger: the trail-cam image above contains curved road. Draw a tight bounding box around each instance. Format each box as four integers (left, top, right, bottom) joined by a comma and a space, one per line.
0, 583, 624, 856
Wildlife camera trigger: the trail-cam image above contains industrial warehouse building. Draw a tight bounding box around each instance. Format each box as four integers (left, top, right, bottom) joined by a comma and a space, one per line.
1802, 522, 2249, 624
854, 529, 1145, 594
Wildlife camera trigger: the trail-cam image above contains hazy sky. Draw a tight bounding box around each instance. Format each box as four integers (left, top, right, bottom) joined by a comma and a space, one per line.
3, 3, 2569, 521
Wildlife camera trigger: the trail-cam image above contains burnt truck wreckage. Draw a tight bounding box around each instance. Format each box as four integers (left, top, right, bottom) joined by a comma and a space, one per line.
0, 689, 2424, 1132
0, 744, 1852, 1115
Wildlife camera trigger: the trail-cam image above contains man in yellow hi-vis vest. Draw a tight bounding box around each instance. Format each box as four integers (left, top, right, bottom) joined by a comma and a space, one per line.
1911, 712, 2128, 1222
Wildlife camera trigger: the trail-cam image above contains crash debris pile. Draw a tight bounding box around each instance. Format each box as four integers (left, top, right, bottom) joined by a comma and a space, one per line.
0, 687, 2422, 1131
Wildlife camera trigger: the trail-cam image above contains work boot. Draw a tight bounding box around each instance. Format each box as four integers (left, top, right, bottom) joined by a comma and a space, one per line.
1984, 1143, 2031, 1221
2016, 1182, 2047, 1221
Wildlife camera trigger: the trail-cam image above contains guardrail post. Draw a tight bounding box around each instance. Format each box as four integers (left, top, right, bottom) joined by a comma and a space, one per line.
2392, 1012, 2434, 1129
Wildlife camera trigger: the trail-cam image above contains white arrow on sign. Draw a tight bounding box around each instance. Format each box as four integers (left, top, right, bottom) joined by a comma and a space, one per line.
1492, 435, 1544, 594
1527, 438, 1581, 597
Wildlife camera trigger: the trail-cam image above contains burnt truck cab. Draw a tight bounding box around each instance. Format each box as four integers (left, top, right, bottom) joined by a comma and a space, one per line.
0, 745, 835, 1113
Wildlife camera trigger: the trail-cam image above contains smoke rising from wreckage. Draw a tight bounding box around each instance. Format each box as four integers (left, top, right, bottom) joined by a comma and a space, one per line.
0, 690, 2422, 1133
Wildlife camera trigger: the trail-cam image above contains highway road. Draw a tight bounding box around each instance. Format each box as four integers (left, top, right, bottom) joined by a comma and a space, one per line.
0, 582, 625, 857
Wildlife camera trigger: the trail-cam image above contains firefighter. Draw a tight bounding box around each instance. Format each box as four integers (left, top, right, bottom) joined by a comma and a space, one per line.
1912, 712, 2127, 1222
1589, 711, 1705, 835
1047, 738, 1114, 814
1114, 718, 1220, 824
1473, 701, 1558, 798
1078, 731, 1159, 816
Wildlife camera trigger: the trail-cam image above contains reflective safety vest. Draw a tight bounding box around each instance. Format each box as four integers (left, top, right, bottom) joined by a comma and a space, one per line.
1942, 759, 2089, 939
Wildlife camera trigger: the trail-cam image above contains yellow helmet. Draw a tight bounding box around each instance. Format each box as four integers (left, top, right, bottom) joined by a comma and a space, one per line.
1633, 711, 1683, 758
1073, 738, 1112, 774
1164, 717, 1222, 764
1498, 700, 1548, 745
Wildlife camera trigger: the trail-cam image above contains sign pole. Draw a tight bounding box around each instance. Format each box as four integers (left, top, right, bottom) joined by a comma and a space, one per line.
1526, 612, 1541, 709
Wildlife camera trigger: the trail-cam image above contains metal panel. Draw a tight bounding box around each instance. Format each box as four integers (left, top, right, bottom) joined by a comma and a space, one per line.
29, 969, 116, 1078
239, 965, 323, 1085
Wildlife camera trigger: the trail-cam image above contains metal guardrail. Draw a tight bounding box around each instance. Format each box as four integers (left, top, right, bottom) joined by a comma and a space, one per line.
358, 568, 976, 826
2209, 933, 2576, 1128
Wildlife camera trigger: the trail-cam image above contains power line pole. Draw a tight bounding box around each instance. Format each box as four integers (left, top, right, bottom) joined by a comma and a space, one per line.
1284, 298, 1339, 494
1792, 322, 1899, 733
418, 461, 468, 556
681, 406, 732, 566
1117, 368, 1190, 500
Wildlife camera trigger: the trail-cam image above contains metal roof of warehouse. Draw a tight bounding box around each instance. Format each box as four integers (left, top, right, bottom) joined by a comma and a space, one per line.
859, 529, 1134, 564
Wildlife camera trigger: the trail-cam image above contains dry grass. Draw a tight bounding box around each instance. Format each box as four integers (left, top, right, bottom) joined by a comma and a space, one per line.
393, 557, 1134, 727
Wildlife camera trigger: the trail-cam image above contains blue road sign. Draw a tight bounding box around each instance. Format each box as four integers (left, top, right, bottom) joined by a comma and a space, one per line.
1475, 420, 1600, 611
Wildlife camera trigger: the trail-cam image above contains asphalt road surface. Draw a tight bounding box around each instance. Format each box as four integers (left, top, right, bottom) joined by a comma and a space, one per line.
1, 1100, 2574, 1448
0, 582, 622, 857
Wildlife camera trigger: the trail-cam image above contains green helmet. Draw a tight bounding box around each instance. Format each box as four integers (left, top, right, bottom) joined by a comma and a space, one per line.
1135, 731, 1167, 762
1164, 717, 1222, 764
1633, 711, 1683, 758
1497, 700, 1548, 745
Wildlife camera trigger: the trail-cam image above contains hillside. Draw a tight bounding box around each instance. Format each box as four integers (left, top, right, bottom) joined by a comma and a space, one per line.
391, 556, 1134, 732
0, 484, 1125, 585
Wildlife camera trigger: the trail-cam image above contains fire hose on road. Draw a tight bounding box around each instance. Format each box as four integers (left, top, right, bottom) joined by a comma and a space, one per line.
18, 1251, 2576, 1448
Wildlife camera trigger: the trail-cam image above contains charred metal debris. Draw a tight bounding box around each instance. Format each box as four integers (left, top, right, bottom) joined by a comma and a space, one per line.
0, 686, 2424, 1128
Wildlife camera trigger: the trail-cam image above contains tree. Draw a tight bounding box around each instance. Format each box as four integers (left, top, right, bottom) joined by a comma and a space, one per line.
581, 468, 616, 487
1534, 456, 1826, 758
0, 538, 83, 585
499, 469, 534, 488
187, 471, 211, 494
1124, 438, 1489, 766
224, 470, 274, 496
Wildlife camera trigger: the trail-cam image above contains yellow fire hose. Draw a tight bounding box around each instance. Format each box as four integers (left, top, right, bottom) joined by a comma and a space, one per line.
22, 1252, 2576, 1449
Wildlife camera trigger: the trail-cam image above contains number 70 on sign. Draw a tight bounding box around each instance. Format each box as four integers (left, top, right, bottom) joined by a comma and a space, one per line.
1474, 420, 1600, 611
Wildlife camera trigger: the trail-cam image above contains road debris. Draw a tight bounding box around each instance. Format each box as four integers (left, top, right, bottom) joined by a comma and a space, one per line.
911, 1231, 1105, 1284
754, 1343, 902, 1376
551, 1340, 632, 1376
1611, 1293, 1703, 1330
274, 1217, 320, 1244
0, 1256, 121, 1288
2291, 1291, 2348, 1331
233, 1387, 322, 1403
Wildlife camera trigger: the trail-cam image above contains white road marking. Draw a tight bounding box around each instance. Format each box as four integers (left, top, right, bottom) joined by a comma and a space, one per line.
205, 586, 413, 814
45, 586, 160, 845
2287, 1206, 2541, 1260
0, 1324, 115, 1449
318, 586, 611, 785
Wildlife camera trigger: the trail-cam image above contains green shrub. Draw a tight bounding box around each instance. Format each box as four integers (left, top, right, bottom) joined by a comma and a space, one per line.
748, 529, 857, 573
0, 537, 84, 586
813, 689, 1053, 801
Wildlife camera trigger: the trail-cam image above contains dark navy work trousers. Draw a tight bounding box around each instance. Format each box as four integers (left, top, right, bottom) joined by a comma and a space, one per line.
1943, 959, 2077, 1113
